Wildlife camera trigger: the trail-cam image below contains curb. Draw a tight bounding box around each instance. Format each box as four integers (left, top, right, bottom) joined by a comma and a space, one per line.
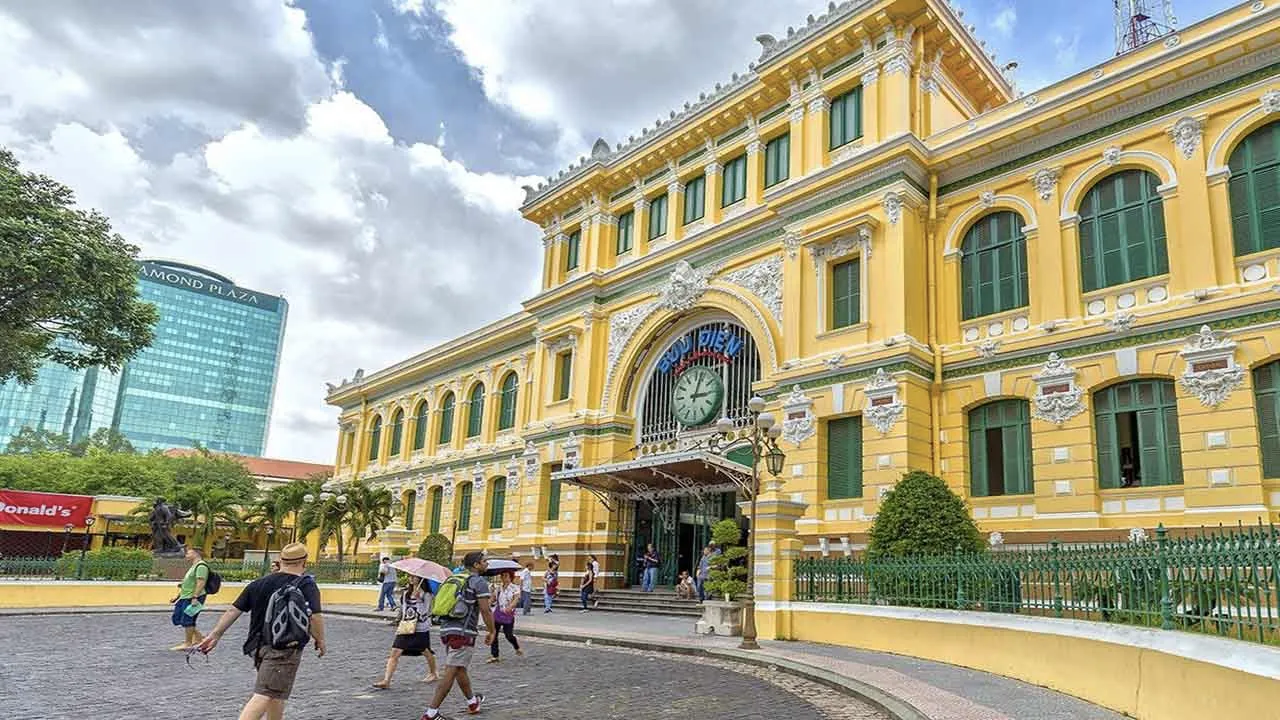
326, 607, 929, 720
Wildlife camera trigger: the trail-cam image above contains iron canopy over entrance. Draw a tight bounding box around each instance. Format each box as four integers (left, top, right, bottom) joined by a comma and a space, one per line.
548, 448, 753, 512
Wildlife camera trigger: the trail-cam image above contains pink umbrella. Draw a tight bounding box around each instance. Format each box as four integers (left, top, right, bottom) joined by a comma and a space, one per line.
391, 557, 450, 582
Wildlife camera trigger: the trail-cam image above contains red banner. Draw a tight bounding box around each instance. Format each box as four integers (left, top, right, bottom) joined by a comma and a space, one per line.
0, 489, 94, 528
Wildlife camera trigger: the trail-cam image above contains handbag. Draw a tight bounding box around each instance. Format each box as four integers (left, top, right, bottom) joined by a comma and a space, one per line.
493, 608, 515, 624
395, 617, 418, 635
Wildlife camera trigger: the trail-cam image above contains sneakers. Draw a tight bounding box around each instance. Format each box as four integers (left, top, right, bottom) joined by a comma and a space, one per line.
484, 656, 500, 664
467, 694, 485, 714
579, 609, 589, 614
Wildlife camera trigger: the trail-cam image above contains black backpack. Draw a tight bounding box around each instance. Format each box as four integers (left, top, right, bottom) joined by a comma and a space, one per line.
197, 562, 222, 595
262, 576, 313, 650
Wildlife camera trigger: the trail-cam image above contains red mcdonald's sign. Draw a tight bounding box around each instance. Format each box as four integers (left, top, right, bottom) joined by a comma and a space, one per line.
0, 489, 94, 528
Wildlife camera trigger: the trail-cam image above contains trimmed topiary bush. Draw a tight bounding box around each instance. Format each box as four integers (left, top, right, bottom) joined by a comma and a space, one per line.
417, 533, 453, 567
704, 518, 749, 601
868, 470, 984, 559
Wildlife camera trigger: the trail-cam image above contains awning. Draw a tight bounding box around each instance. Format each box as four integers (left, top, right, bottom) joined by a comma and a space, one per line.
549, 449, 754, 511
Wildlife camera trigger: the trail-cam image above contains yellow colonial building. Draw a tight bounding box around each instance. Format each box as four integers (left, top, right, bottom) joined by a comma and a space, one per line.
326, 0, 1280, 585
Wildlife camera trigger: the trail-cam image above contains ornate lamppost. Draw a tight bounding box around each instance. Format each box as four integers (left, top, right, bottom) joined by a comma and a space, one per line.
701, 395, 786, 651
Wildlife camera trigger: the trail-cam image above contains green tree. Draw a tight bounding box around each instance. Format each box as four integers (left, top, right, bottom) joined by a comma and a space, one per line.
417, 533, 453, 567
704, 518, 749, 600
168, 484, 244, 555
868, 470, 984, 559
0, 148, 158, 385
298, 493, 352, 562
343, 480, 400, 559
3, 427, 70, 455
69, 428, 134, 456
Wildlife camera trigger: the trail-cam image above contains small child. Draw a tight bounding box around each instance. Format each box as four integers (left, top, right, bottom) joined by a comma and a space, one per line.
675, 570, 695, 600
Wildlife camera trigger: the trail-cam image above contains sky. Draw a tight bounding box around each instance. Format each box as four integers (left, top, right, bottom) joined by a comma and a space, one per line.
0, 0, 1233, 462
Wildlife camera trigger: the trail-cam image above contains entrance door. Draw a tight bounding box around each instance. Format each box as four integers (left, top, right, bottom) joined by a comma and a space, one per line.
629, 492, 739, 588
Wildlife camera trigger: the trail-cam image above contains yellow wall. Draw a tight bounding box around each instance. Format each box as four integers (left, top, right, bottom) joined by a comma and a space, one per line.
0, 581, 377, 609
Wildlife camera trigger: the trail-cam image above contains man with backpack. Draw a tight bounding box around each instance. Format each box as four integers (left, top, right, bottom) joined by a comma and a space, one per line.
197, 542, 326, 720
169, 546, 219, 651
420, 551, 493, 719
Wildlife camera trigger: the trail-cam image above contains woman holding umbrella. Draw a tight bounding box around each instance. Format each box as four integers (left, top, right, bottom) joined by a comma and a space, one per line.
372, 558, 448, 689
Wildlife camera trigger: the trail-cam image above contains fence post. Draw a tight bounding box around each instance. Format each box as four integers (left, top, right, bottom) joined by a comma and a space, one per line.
1051, 540, 1064, 619
1157, 523, 1174, 630
955, 548, 967, 610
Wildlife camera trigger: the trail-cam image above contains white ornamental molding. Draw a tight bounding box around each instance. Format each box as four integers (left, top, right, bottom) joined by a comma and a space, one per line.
442, 474, 455, 499
1107, 312, 1136, 333
979, 191, 995, 207
1031, 353, 1086, 425
1263, 89, 1280, 114
1167, 116, 1204, 160
606, 302, 656, 370
807, 96, 830, 114
919, 76, 939, 95
505, 457, 522, 490
861, 67, 880, 85
789, 105, 806, 124
1129, 527, 1148, 544
882, 191, 903, 225
988, 532, 1004, 547
523, 441, 541, 478
1179, 325, 1245, 408
780, 385, 815, 446
562, 432, 581, 470
1102, 146, 1123, 166
783, 232, 802, 260
811, 226, 873, 276
864, 369, 905, 435
746, 139, 763, 155
658, 260, 715, 312
721, 255, 783, 324
1030, 167, 1060, 201
883, 54, 911, 76
415, 478, 426, 498
975, 339, 1001, 359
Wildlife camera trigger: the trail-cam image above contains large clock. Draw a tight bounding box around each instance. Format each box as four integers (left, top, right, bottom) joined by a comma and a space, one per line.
671, 365, 725, 428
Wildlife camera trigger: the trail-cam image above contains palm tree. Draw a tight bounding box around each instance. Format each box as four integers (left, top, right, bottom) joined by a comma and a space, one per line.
176, 484, 244, 555
297, 491, 352, 562
344, 481, 400, 559
243, 485, 295, 550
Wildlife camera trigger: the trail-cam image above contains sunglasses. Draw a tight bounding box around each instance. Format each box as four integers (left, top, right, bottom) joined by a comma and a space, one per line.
185, 646, 210, 669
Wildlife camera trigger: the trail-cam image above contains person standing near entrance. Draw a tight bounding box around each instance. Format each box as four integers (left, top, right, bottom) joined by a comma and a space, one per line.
641, 544, 661, 593
695, 543, 718, 603
519, 562, 534, 616
579, 561, 596, 612
376, 556, 398, 612
169, 546, 209, 650
543, 554, 559, 613
196, 542, 326, 720
420, 551, 493, 719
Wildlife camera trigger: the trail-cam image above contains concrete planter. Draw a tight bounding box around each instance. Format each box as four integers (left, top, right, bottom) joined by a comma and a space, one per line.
695, 599, 743, 636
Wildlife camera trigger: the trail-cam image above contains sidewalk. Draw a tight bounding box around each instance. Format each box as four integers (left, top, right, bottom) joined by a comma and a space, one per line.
325, 604, 1125, 720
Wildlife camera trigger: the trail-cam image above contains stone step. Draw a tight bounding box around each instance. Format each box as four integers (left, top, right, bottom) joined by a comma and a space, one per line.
531, 591, 704, 617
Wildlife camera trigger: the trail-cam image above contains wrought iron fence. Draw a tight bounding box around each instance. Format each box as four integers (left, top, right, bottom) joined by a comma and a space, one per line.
794, 524, 1280, 646
0, 554, 380, 585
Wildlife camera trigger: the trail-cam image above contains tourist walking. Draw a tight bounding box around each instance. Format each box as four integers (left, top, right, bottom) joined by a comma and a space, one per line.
196, 542, 326, 720
169, 546, 210, 650
588, 553, 602, 607
543, 554, 559, 613
579, 561, 595, 613
695, 543, 718, 602
486, 571, 523, 662
373, 576, 438, 688
641, 544, 660, 592
420, 551, 493, 719
519, 562, 533, 615
376, 556, 398, 612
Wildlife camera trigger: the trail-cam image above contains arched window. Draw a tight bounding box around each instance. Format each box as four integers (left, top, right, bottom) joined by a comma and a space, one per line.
1253, 360, 1280, 478
961, 211, 1029, 319
498, 373, 518, 431
438, 392, 455, 445
457, 482, 473, 532
367, 416, 382, 462
1228, 120, 1280, 257
403, 491, 416, 531
1078, 169, 1169, 292
968, 399, 1033, 496
466, 384, 485, 438
412, 401, 429, 451
1094, 379, 1182, 488
388, 408, 404, 458
428, 486, 443, 534
489, 477, 506, 529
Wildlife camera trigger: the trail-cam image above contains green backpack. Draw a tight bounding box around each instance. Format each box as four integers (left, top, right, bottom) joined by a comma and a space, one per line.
430, 572, 472, 620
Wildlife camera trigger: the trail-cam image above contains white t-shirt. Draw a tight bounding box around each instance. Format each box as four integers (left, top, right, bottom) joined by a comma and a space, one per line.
591, 560, 600, 575
519, 567, 533, 592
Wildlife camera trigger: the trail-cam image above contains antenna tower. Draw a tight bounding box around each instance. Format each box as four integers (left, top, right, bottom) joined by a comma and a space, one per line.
1114, 0, 1177, 55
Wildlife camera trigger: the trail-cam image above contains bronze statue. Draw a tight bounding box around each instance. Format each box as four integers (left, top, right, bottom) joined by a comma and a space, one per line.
149, 497, 189, 556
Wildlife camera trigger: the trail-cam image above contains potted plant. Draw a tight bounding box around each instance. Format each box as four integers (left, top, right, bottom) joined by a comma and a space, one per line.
695, 518, 748, 636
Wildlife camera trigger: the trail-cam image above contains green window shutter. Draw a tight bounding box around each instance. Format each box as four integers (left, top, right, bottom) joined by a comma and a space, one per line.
368, 417, 382, 461
1254, 362, 1280, 477
1230, 173, 1257, 256
617, 211, 634, 254
429, 488, 442, 534
1095, 405, 1119, 489
556, 352, 573, 401
1078, 170, 1169, 291
829, 94, 844, 148
831, 259, 859, 329
438, 394, 455, 445
498, 373, 517, 430
968, 417, 989, 497
547, 476, 562, 520
413, 404, 429, 450
466, 385, 485, 437
490, 478, 506, 529
968, 400, 1032, 497
722, 154, 747, 206
765, 134, 789, 188
458, 484, 472, 531
684, 176, 705, 224
404, 492, 415, 531
564, 230, 580, 271
826, 416, 862, 499
1228, 121, 1280, 257
648, 194, 667, 239
847, 86, 862, 142
389, 411, 403, 456
960, 212, 1029, 320
1093, 380, 1181, 488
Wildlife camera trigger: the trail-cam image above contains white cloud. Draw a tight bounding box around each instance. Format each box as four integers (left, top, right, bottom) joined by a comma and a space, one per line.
1053, 32, 1081, 67
991, 6, 1017, 39
0, 1, 542, 462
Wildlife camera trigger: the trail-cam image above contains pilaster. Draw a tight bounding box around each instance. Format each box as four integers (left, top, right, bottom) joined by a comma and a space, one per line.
861, 67, 880, 144
667, 179, 686, 243
1029, 168, 1066, 322
1166, 116, 1219, 292
633, 196, 651, 257
788, 100, 806, 179
745, 492, 807, 641
804, 95, 830, 174
746, 138, 764, 206
705, 160, 723, 225
782, 233, 803, 363
581, 213, 602, 273
881, 51, 912, 138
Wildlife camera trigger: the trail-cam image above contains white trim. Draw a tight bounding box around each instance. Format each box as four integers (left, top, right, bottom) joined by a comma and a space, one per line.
1207, 89, 1279, 172
758, 601, 1280, 679
942, 194, 1038, 255
1031, 511, 1101, 519
1183, 504, 1269, 514
1059, 149, 1179, 219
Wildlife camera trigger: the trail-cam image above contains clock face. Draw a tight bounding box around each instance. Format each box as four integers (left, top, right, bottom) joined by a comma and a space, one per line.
671, 366, 725, 428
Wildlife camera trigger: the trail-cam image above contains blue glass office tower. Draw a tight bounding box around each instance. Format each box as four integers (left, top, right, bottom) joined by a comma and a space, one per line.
0, 261, 288, 456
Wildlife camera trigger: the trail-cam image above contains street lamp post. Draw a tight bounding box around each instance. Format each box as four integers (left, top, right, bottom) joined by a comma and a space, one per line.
262, 524, 276, 575
701, 395, 786, 651
223, 533, 232, 562
78, 517, 96, 580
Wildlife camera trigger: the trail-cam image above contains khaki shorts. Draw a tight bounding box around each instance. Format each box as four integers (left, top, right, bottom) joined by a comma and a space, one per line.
442, 637, 475, 668
254, 647, 304, 700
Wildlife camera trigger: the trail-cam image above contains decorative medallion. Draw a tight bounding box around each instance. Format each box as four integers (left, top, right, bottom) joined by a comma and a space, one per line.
780, 385, 816, 446
1128, 527, 1148, 544
975, 339, 1001, 359
783, 232, 802, 260
721, 255, 783, 324
1030, 167, 1060, 202
882, 191, 903, 225
505, 457, 522, 490
562, 432, 581, 470
988, 532, 1004, 547
1262, 89, 1280, 115
658, 260, 714, 313
1167, 116, 1203, 160
1179, 325, 1244, 408
1102, 146, 1123, 166
1031, 353, 1086, 425
979, 191, 995, 207
864, 369, 905, 435
1107, 312, 1136, 333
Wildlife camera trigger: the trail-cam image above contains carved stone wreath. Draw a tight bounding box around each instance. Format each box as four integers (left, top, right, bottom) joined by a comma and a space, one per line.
780, 385, 815, 446
721, 255, 783, 324
1031, 353, 1086, 425
863, 369, 904, 435
1179, 325, 1244, 408
659, 260, 714, 312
